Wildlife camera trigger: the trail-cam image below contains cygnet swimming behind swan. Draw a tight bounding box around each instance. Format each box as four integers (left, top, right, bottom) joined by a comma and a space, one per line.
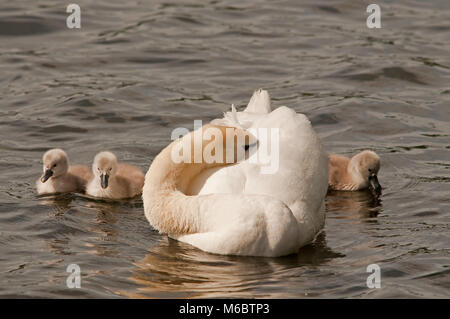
143, 90, 329, 257
36, 148, 93, 195
328, 151, 382, 194
86, 151, 145, 199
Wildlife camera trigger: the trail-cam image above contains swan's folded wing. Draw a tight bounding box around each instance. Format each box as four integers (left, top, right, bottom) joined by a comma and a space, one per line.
186, 165, 247, 196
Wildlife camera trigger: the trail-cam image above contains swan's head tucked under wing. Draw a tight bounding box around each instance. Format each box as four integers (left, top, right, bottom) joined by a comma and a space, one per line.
183, 124, 258, 165
92, 151, 118, 189
349, 150, 381, 194
41, 148, 69, 182
146, 124, 258, 195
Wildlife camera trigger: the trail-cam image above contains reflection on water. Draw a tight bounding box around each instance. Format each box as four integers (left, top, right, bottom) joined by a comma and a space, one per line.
326, 190, 382, 220
125, 192, 384, 298
127, 232, 344, 298
38, 194, 73, 216
38, 195, 123, 258
33, 191, 382, 298
1, 0, 449, 298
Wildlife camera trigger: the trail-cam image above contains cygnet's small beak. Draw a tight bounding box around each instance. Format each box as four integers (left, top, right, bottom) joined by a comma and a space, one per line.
40, 169, 53, 183
100, 173, 109, 189
368, 174, 382, 195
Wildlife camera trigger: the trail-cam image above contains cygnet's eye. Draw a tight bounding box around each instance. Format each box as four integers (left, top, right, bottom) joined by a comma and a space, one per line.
97, 168, 100, 171
108, 168, 112, 172
368, 168, 372, 173
53, 164, 57, 168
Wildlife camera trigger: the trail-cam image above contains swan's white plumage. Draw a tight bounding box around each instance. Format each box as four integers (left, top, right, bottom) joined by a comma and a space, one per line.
170, 193, 300, 256
176, 89, 329, 256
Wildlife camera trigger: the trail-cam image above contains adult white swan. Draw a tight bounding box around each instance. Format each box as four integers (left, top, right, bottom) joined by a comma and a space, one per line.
143, 89, 328, 257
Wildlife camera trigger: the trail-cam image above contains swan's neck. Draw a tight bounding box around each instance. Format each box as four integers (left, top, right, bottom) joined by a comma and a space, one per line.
143, 129, 232, 235
146, 126, 233, 194
145, 146, 217, 194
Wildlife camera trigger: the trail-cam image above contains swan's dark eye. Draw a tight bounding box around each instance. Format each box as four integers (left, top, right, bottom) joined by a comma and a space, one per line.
244, 144, 250, 151
53, 164, 57, 168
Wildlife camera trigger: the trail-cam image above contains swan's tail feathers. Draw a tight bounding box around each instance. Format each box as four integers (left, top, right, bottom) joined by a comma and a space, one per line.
244, 88, 272, 114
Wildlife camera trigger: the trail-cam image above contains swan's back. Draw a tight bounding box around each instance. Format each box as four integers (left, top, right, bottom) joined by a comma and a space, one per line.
188, 105, 329, 244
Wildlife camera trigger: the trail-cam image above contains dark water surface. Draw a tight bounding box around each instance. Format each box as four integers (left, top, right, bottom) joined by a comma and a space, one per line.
1, 0, 449, 298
